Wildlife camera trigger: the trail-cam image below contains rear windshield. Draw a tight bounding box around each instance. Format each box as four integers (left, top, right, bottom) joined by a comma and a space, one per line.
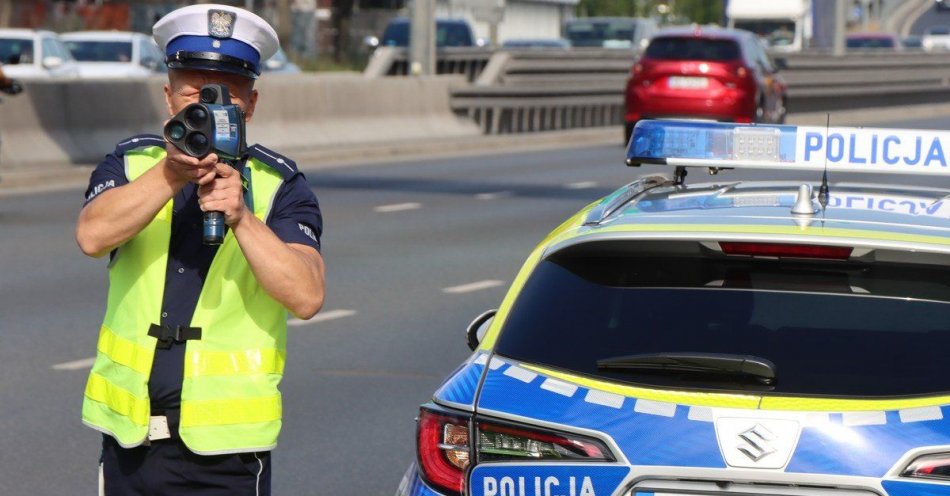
64, 41, 133, 62
645, 37, 741, 61
0, 38, 34, 65
928, 26, 950, 35
382, 22, 473, 47
847, 37, 895, 49
565, 20, 637, 47
494, 249, 950, 397
734, 21, 796, 48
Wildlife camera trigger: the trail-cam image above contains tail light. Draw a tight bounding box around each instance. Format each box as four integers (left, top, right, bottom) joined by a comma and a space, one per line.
631, 63, 642, 76
902, 453, 950, 481
736, 66, 748, 78
418, 408, 470, 495
477, 421, 614, 463
719, 242, 853, 260
417, 407, 617, 494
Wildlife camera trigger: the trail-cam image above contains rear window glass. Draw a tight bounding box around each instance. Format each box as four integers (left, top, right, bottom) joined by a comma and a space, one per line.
565, 20, 638, 47
928, 26, 950, 35
645, 37, 741, 61
382, 22, 473, 47
0, 38, 34, 65
65, 40, 132, 62
494, 250, 950, 397
847, 37, 895, 49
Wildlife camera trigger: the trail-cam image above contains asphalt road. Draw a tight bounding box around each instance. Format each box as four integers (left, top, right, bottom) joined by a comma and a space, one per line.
0, 114, 947, 495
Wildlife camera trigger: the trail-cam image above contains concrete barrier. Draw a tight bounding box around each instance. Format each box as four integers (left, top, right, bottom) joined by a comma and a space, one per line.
0, 74, 480, 170
249, 74, 479, 151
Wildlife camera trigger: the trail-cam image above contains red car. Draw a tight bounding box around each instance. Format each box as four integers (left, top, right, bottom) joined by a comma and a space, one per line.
624, 27, 787, 143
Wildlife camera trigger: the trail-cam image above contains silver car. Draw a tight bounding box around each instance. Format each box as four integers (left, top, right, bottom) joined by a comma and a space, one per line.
61, 31, 165, 79
0, 29, 79, 79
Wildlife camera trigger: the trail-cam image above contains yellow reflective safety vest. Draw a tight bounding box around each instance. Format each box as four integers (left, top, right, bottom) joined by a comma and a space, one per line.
82, 140, 289, 455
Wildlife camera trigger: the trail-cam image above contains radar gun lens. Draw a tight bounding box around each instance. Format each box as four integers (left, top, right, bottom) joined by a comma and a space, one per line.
186, 107, 208, 128
167, 122, 186, 140
200, 87, 218, 103
185, 132, 210, 157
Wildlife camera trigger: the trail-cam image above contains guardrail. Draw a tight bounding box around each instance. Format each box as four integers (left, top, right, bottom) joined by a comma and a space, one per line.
364, 47, 494, 83
363, 48, 950, 134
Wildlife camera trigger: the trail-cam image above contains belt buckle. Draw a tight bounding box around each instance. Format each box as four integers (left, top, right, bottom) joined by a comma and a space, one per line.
148, 415, 171, 442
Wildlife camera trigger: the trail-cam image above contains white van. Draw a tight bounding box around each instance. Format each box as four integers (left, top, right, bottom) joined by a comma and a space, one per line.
0, 29, 79, 79
726, 0, 811, 52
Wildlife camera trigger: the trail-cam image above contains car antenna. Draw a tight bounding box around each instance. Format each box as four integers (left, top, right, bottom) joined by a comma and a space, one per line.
817, 114, 831, 213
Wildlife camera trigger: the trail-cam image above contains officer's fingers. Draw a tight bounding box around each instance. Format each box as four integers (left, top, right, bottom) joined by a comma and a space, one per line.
214, 162, 234, 177
198, 153, 219, 167
197, 172, 217, 189
172, 153, 201, 168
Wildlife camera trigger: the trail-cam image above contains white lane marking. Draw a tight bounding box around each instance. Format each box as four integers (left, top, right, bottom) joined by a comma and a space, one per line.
584, 389, 625, 409
288, 309, 357, 327
475, 191, 512, 200
442, 280, 505, 294
565, 181, 598, 190
503, 365, 538, 383
374, 202, 421, 213
540, 378, 578, 397
634, 399, 677, 417
52, 357, 96, 371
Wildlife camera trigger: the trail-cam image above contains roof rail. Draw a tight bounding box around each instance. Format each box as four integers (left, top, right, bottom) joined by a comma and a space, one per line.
584, 175, 669, 225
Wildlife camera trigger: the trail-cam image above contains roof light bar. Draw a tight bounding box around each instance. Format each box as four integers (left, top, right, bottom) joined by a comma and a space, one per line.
625, 120, 950, 177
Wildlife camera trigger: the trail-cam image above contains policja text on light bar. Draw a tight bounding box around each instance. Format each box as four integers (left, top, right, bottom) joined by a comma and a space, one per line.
625, 120, 950, 176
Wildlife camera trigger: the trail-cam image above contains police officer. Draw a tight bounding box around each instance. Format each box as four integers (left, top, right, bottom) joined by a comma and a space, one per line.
75, 5, 325, 495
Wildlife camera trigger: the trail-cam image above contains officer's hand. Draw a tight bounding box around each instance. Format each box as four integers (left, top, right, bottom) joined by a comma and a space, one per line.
163, 140, 219, 185
197, 163, 247, 226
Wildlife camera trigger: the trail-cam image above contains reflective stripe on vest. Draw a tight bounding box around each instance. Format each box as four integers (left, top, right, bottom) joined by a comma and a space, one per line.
82, 146, 289, 454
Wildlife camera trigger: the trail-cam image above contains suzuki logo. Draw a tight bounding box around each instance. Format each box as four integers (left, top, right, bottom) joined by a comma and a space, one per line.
737, 424, 777, 462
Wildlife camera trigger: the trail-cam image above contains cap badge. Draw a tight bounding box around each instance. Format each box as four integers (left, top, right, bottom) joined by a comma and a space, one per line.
208, 10, 236, 39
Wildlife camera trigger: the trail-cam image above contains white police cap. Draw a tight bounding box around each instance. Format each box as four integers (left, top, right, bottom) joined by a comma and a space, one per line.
153, 4, 279, 79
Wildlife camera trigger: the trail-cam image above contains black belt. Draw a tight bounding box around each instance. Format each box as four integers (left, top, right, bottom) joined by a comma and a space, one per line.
148, 323, 202, 350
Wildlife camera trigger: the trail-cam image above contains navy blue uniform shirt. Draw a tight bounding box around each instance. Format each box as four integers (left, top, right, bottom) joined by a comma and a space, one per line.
84, 136, 322, 411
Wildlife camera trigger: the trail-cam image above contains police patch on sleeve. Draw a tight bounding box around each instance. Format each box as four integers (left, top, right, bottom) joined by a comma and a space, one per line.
298, 223, 319, 243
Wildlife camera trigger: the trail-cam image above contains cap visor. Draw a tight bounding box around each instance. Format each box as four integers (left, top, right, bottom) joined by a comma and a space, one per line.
167, 60, 258, 80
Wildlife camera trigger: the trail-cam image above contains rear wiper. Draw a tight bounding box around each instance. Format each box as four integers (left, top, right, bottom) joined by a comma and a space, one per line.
596, 353, 776, 386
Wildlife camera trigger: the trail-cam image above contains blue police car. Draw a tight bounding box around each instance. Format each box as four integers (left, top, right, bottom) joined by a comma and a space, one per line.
396, 120, 950, 496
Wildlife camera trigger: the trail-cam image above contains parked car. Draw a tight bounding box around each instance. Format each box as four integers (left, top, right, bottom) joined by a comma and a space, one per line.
903, 35, 924, 49
395, 120, 950, 496
502, 38, 571, 49
565, 17, 657, 50
61, 31, 165, 79
262, 47, 300, 74
846, 32, 902, 50
624, 26, 787, 143
365, 18, 479, 48
922, 25, 950, 51
0, 29, 79, 79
